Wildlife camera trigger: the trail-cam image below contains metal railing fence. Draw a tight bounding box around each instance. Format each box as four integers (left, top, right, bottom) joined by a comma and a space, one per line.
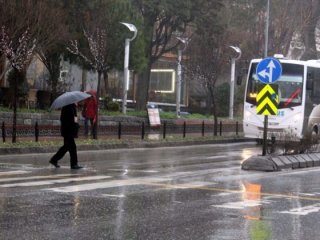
0, 120, 243, 142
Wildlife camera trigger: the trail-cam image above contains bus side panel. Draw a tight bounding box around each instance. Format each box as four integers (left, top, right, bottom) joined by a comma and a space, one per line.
304, 67, 320, 137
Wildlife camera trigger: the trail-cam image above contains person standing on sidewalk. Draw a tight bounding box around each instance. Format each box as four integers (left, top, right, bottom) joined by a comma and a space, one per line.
50, 103, 83, 169
82, 95, 97, 138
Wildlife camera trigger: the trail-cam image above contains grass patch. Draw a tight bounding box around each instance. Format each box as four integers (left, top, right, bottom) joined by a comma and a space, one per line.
0, 106, 213, 119
0, 134, 242, 149
0, 138, 138, 148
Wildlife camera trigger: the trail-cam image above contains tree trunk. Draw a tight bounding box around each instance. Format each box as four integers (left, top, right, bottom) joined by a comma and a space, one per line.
135, 62, 152, 110
49, 69, 60, 103
102, 70, 109, 98
12, 72, 17, 143
47, 53, 62, 102
208, 87, 218, 136
94, 70, 102, 139
0, 55, 7, 86
212, 99, 218, 136
135, 23, 154, 111
81, 69, 87, 91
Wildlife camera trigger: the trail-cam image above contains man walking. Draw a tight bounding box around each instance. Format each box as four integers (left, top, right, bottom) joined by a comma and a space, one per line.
50, 103, 83, 169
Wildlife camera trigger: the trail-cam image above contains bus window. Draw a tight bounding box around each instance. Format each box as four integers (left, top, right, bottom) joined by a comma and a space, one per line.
246, 63, 303, 109
309, 67, 320, 103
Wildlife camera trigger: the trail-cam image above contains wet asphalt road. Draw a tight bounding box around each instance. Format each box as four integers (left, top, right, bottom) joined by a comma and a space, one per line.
0, 142, 320, 240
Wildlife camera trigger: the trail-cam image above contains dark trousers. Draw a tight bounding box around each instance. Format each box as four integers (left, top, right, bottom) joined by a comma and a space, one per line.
84, 117, 96, 138
51, 135, 78, 167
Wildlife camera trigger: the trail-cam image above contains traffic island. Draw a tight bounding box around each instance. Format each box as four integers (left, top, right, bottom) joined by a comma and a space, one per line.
241, 153, 320, 171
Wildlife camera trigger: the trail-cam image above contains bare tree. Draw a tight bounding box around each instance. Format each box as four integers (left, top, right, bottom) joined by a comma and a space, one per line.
33, 1, 70, 101
0, 27, 36, 143
0, 0, 40, 78
67, 28, 109, 139
296, 0, 320, 60
0, 0, 69, 100
186, 32, 228, 135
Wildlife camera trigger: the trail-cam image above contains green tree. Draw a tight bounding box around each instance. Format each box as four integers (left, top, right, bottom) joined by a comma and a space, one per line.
65, 0, 146, 97
131, 0, 223, 110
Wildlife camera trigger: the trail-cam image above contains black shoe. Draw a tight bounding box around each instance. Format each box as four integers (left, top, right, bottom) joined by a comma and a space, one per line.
71, 165, 83, 170
49, 160, 60, 168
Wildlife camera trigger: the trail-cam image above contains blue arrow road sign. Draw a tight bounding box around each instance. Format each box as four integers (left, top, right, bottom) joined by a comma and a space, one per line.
256, 57, 282, 84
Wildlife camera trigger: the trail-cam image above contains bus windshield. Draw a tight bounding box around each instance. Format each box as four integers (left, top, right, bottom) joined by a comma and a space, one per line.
246, 63, 304, 109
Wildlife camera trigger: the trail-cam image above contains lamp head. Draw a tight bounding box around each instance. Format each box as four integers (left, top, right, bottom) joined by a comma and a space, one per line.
176, 37, 187, 44
176, 37, 190, 51
120, 22, 137, 41
229, 46, 242, 60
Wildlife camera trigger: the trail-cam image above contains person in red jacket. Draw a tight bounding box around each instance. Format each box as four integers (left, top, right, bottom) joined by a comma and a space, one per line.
82, 95, 97, 138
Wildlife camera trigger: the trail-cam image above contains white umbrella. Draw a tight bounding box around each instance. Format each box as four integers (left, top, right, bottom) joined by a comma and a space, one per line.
50, 91, 91, 110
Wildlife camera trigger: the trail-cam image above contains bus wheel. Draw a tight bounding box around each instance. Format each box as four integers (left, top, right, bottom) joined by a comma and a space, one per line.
309, 130, 319, 152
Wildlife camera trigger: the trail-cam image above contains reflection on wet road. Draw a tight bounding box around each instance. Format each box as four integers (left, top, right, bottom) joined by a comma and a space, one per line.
0, 142, 319, 239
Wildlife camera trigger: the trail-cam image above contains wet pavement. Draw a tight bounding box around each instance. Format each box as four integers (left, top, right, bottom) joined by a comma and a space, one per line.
0, 142, 319, 239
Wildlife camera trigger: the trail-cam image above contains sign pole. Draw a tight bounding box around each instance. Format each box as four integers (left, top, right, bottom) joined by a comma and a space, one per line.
256, 57, 282, 157
256, 84, 279, 155
262, 0, 270, 156
262, 115, 268, 155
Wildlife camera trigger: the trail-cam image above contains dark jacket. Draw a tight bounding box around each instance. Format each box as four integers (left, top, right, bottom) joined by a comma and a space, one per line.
60, 104, 79, 137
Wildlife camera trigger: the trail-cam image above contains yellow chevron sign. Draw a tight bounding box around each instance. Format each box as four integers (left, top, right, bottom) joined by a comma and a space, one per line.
256, 84, 278, 115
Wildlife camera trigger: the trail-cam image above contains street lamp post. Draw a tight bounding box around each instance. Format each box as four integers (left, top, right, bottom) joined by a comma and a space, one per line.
229, 46, 241, 120
265, 0, 270, 58
176, 37, 189, 118
120, 22, 137, 114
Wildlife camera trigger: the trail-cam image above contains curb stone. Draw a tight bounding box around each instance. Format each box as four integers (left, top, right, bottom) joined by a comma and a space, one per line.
242, 153, 320, 171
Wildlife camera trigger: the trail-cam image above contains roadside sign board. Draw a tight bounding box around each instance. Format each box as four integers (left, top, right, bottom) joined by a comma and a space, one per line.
147, 105, 161, 126
256, 57, 282, 84
256, 84, 278, 115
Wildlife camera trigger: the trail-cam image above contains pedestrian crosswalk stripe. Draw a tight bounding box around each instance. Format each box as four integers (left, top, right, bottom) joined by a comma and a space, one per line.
0, 176, 111, 187
0, 170, 31, 176
45, 177, 170, 193
0, 174, 81, 183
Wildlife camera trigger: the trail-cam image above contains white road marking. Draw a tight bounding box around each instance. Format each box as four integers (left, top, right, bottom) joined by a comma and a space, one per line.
108, 169, 159, 173
280, 204, 320, 216
181, 181, 215, 187
189, 155, 227, 160
102, 194, 125, 198
0, 176, 111, 187
45, 177, 171, 193
216, 192, 236, 197
0, 174, 81, 183
212, 200, 262, 210
212, 200, 272, 210
0, 170, 31, 176
296, 193, 316, 197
